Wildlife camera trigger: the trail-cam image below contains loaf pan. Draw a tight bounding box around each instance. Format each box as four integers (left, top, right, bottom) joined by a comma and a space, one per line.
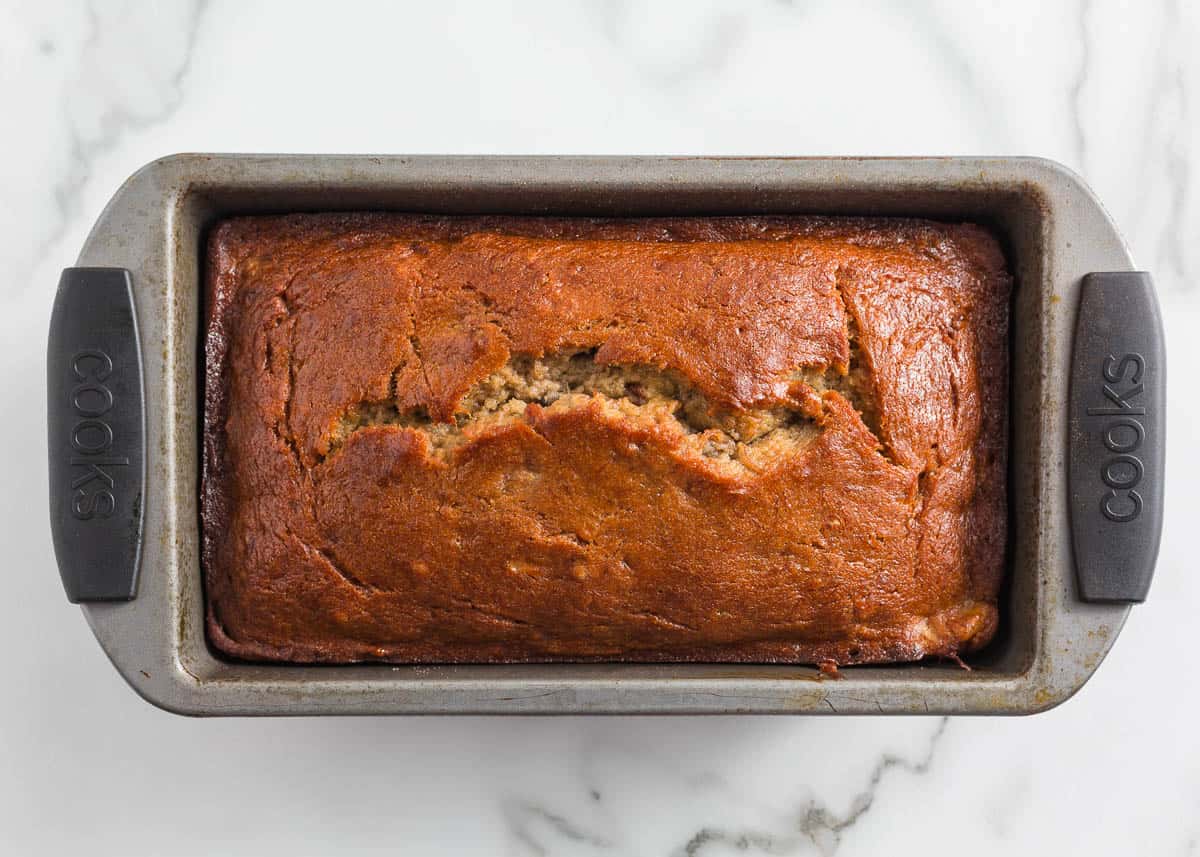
46, 155, 1165, 715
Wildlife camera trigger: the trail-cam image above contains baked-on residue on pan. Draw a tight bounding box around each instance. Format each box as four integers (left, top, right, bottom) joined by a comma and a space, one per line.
202, 215, 1010, 665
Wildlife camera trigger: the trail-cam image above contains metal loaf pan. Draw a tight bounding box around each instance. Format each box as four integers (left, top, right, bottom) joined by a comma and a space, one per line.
46, 155, 1165, 715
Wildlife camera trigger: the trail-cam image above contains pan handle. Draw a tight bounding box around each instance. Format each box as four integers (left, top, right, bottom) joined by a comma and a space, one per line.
46, 268, 145, 602
1068, 272, 1165, 603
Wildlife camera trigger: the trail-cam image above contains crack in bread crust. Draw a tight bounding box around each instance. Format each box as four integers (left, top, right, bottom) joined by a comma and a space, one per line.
321, 347, 884, 467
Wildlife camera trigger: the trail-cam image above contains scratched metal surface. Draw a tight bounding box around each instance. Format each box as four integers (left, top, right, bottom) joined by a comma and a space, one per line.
73, 154, 1137, 715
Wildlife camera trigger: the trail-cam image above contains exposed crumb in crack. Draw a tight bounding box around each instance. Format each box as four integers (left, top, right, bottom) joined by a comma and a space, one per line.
324, 348, 832, 466
794, 337, 879, 441
464, 350, 804, 442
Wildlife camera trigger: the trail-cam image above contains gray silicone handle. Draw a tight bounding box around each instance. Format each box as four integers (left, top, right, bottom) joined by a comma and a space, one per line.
47, 268, 145, 602
1068, 272, 1165, 603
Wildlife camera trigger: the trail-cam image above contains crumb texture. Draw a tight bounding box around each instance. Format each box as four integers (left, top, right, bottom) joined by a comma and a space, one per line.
202, 215, 1010, 665
327, 347, 867, 468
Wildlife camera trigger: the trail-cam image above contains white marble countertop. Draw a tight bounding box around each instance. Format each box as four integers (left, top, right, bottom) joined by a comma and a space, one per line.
2, 1, 1197, 854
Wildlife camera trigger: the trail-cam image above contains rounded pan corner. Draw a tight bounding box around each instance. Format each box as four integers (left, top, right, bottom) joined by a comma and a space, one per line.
1015, 601, 1129, 717
118, 666, 212, 719
84, 624, 214, 718
78, 155, 191, 270
79, 603, 206, 716
118, 152, 205, 190
105, 154, 186, 208
1008, 155, 1091, 190
1014, 669, 1094, 717
1027, 684, 1084, 717
1022, 156, 1137, 271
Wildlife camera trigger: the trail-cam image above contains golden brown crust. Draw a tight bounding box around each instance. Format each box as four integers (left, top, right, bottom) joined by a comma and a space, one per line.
202, 214, 1009, 665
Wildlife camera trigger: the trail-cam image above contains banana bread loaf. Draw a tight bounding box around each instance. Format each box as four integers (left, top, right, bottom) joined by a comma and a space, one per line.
203, 214, 1010, 665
